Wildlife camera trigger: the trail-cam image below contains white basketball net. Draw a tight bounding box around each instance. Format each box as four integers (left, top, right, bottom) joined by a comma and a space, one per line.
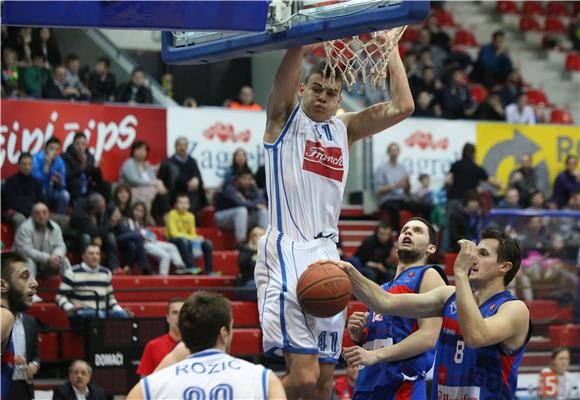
322, 25, 407, 92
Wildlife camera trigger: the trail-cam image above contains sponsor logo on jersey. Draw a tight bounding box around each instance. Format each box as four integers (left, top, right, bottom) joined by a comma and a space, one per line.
449, 300, 457, 315
437, 384, 480, 400
302, 140, 344, 182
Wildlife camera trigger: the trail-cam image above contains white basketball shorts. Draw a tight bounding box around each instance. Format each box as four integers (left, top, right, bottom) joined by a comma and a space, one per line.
255, 226, 346, 363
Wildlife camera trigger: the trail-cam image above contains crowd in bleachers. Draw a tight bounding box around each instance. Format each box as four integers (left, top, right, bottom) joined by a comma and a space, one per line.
1, 27, 153, 104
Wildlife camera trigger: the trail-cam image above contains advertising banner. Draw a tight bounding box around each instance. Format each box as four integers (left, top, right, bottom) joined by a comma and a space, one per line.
372, 118, 477, 191
476, 123, 580, 195
1, 99, 167, 181
167, 107, 265, 188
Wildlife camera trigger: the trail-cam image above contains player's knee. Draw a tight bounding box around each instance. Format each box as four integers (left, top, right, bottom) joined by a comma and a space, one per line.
290, 367, 319, 396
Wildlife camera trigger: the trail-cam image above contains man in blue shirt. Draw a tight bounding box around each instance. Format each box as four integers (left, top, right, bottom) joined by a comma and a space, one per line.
32, 137, 70, 214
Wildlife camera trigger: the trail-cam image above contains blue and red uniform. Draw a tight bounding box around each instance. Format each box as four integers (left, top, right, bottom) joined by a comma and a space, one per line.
433, 290, 532, 400
354, 265, 447, 400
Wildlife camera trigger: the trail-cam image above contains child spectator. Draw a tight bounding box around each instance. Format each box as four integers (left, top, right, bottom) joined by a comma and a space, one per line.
235, 226, 265, 300
108, 183, 133, 219
165, 193, 214, 275
22, 52, 50, 97
1, 48, 21, 97
128, 202, 186, 276
538, 347, 576, 399
110, 207, 151, 275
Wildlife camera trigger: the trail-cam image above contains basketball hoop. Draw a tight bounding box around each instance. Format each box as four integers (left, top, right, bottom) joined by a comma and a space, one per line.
322, 25, 407, 92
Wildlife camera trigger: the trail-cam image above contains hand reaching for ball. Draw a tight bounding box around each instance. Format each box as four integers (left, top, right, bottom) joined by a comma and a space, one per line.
347, 311, 368, 343
342, 345, 379, 368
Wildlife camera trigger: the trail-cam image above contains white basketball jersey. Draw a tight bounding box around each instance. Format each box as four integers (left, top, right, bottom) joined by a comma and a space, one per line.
142, 349, 270, 400
264, 105, 349, 242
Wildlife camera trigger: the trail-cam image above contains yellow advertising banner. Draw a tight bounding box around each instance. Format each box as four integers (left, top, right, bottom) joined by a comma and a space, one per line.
476, 123, 580, 195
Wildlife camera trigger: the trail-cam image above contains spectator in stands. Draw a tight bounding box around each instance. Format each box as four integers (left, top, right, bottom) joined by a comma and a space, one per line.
166, 193, 213, 275
11, 27, 33, 66
110, 207, 151, 275
43, 66, 81, 100
158, 136, 208, 214
13, 202, 70, 278
528, 190, 546, 210
414, 173, 446, 229
2, 153, 44, 230
117, 67, 152, 104
182, 97, 197, 108
1, 48, 21, 97
499, 70, 523, 107
351, 224, 396, 284
569, 9, 580, 52
52, 360, 105, 400
425, 14, 451, 51
136, 298, 184, 377
446, 191, 483, 252
559, 191, 580, 261
498, 187, 521, 210
505, 94, 536, 125
374, 143, 430, 230
65, 54, 91, 100
417, 48, 440, 79
474, 30, 513, 88
508, 153, 539, 207
223, 148, 251, 187
551, 155, 580, 208
69, 193, 122, 273
410, 66, 443, 101
63, 132, 111, 205
22, 52, 50, 98
7, 312, 40, 400
32, 137, 70, 215
120, 140, 169, 224
56, 244, 132, 325
412, 90, 441, 117
128, 202, 186, 276
88, 57, 116, 102
235, 226, 265, 301
402, 50, 419, 80
475, 92, 505, 121
227, 85, 262, 111
538, 347, 575, 399
519, 216, 549, 256
412, 28, 446, 74
215, 169, 268, 243
31, 27, 60, 68
441, 69, 476, 119
333, 364, 358, 400
108, 183, 133, 220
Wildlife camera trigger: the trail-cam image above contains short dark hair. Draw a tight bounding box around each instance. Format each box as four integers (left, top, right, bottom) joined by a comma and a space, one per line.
130, 140, 149, 157
178, 292, 232, 354
304, 61, 343, 87
45, 137, 61, 149
465, 190, 480, 205
73, 132, 86, 142
132, 67, 145, 77
462, 143, 475, 159
236, 168, 254, 178
96, 57, 111, 67
480, 228, 522, 286
418, 173, 429, 182
174, 193, 189, 205
565, 154, 577, 164
551, 346, 569, 359
18, 152, 32, 164
168, 297, 185, 312
66, 53, 79, 63
492, 30, 505, 40
82, 243, 100, 255
1, 252, 28, 283
407, 217, 437, 247
31, 52, 44, 61
376, 223, 392, 233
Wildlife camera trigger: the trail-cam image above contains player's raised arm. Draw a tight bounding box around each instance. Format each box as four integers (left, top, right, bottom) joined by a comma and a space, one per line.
333, 260, 453, 318
265, 47, 307, 143
340, 44, 414, 146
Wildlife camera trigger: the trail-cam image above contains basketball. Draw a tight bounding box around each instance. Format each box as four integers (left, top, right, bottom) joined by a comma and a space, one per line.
297, 262, 352, 318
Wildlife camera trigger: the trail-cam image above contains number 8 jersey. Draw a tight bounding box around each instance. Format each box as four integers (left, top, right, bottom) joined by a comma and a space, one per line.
434, 291, 532, 400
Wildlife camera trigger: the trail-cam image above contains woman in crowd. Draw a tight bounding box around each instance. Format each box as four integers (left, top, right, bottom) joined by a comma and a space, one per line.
223, 148, 251, 186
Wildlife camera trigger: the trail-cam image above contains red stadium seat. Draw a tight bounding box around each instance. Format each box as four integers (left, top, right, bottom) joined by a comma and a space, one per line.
546, 1, 571, 17
526, 89, 549, 107
229, 329, 261, 356
38, 332, 59, 361
149, 226, 166, 241
401, 27, 418, 43
399, 210, 416, 228
213, 250, 240, 275
1, 223, 14, 249
550, 109, 574, 124
29, 303, 70, 329
525, 300, 574, 322
549, 324, 579, 347
565, 53, 580, 71
444, 253, 458, 275
520, 16, 542, 32
496, 1, 519, 14
544, 17, 566, 33
200, 206, 216, 227
453, 30, 478, 47
61, 332, 85, 360
469, 84, 488, 103
347, 301, 366, 318
522, 1, 544, 15
435, 9, 455, 27
342, 328, 355, 348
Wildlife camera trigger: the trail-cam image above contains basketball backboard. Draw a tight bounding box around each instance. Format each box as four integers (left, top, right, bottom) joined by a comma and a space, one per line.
162, 0, 430, 65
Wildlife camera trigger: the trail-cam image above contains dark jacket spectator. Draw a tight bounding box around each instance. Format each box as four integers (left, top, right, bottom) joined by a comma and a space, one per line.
499, 70, 523, 107
7, 313, 40, 400
475, 93, 505, 121
352, 225, 396, 283
2, 153, 44, 228
110, 211, 151, 275
88, 57, 116, 102
551, 155, 580, 208
235, 226, 265, 301
442, 69, 475, 119
62, 132, 111, 204
158, 137, 208, 213
413, 90, 441, 118
65, 54, 91, 100
117, 67, 152, 104
31, 27, 61, 68
223, 148, 251, 187
474, 31, 513, 87
43, 66, 81, 100
425, 14, 451, 51
508, 153, 539, 207
10, 27, 33, 66
447, 194, 483, 252
52, 360, 105, 400
446, 143, 497, 202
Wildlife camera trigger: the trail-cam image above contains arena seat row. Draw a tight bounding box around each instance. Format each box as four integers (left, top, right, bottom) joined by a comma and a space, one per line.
497, 1, 578, 17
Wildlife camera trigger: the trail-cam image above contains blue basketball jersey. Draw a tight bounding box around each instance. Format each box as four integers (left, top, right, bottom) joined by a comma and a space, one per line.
354, 265, 447, 399
1, 335, 14, 400
433, 291, 531, 400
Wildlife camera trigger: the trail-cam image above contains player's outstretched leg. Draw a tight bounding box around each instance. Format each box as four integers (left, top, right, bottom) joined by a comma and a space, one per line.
310, 363, 335, 400
282, 353, 319, 400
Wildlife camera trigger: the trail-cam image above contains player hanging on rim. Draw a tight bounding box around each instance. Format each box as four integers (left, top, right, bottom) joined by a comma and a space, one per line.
256, 29, 415, 400
330, 229, 532, 399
